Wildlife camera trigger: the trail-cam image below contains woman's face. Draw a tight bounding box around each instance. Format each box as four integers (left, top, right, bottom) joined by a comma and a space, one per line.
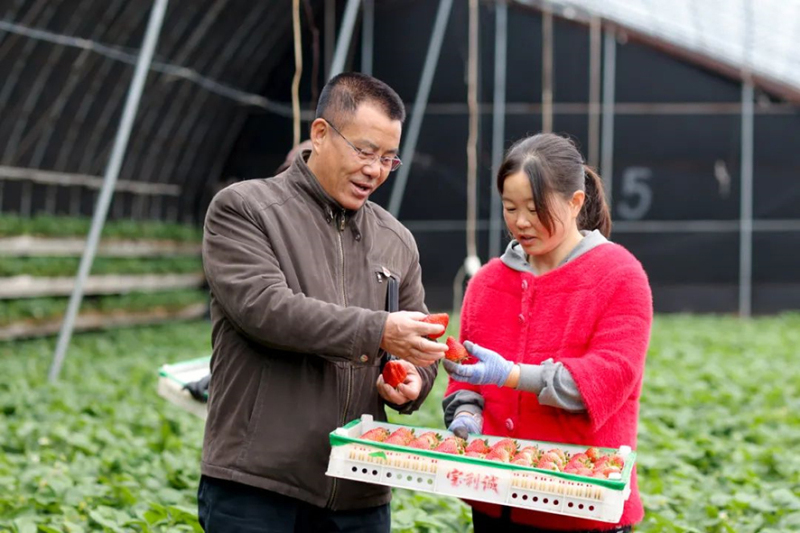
501, 171, 583, 258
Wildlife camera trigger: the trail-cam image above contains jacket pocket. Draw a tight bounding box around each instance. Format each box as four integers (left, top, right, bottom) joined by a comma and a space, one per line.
370, 265, 398, 312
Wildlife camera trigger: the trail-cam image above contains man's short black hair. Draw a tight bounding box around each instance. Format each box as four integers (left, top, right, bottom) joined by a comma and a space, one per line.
315, 72, 406, 126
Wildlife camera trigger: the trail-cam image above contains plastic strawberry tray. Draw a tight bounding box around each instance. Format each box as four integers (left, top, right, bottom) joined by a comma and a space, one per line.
326, 414, 635, 523
157, 356, 210, 420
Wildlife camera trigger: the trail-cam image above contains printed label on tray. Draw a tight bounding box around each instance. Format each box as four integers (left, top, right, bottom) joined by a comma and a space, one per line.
435, 463, 511, 499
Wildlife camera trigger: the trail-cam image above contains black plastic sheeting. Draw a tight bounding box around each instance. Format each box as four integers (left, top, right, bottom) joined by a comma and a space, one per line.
1, 0, 799, 312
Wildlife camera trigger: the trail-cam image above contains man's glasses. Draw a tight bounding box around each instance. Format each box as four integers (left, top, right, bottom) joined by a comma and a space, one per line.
324, 119, 403, 172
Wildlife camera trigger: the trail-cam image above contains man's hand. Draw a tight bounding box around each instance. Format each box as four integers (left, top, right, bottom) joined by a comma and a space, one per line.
380, 312, 446, 367
376, 360, 421, 405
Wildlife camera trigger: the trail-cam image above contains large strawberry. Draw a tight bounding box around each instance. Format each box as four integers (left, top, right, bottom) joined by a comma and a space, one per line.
490, 438, 518, 456
585, 447, 601, 462
465, 438, 491, 454
382, 360, 407, 389
384, 427, 414, 445
485, 448, 512, 462
444, 336, 469, 363
408, 431, 440, 449
421, 313, 449, 339
434, 438, 465, 455
360, 427, 390, 442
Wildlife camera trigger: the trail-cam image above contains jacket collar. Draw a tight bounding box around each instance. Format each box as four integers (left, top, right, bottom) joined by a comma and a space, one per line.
288, 149, 364, 236
501, 229, 609, 274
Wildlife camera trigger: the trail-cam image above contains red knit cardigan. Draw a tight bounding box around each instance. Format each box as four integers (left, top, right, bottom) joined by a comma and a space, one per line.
445, 242, 653, 531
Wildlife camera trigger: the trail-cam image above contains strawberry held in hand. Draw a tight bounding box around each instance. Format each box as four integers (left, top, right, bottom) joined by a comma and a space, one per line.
444, 336, 469, 363
382, 360, 407, 389
421, 313, 449, 339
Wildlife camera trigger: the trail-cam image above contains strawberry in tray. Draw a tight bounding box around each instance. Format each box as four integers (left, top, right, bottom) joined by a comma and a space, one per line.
408, 431, 441, 450
383, 427, 415, 446
465, 438, 491, 455
434, 436, 466, 455
381, 360, 407, 389
421, 313, 449, 339
359, 427, 390, 442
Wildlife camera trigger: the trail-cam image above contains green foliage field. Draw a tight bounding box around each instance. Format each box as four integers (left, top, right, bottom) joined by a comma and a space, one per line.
0, 290, 209, 328
0, 256, 203, 279
1, 314, 799, 532
0, 216, 202, 242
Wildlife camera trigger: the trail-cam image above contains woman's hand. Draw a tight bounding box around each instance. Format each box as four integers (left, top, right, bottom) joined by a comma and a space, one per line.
442, 341, 515, 387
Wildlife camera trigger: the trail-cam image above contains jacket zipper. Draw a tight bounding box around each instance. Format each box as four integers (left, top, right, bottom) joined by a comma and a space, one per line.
328, 210, 351, 509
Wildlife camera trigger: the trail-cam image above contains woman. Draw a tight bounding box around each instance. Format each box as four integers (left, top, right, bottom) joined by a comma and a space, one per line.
442, 133, 652, 532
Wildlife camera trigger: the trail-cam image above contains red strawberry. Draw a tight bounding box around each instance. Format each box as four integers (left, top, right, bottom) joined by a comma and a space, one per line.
585, 447, 601, 462
444, 337, 469, 363
485, 448, 511, 462
360, 427, 390, 442
434, 437, 465, 454
384, 427, 414, 445
514, 451, 537, 466
464, 451, 485, 459
518, 446, 541, 462
536, 460, 561, 471
490, 438, 518, 455
465, 439, 491, 454
606, 454, 625, 468
568, 453, 592, 468
546, 448, 568, 465
382, 360, 407, 389
421, 313, 449, 339
408, 431, 440, 449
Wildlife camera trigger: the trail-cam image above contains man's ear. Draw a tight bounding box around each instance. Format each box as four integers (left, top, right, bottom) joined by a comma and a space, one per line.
309, 118, 328, 152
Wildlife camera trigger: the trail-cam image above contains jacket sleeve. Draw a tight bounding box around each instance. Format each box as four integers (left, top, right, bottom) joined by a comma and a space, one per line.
386, 239, 438, 414
559, 264, 653, 431
203, 186, 388, 364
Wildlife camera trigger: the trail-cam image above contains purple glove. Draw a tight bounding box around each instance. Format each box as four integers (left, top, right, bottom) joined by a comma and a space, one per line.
442, 341, 515, 387
448, 412, 483, 439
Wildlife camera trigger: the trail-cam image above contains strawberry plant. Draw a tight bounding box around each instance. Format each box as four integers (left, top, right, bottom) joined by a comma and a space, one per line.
0, 215, 202, 242
1, 314, 799, 532
0, 256, 203, 278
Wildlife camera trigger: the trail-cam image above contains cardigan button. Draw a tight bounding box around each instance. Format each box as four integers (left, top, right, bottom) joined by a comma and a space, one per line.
522, 279, 528, 290
505, 418, 514, 431
518, 314, 525, 323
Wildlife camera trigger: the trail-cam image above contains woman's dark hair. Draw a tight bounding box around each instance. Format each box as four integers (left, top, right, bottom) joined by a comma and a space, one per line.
496, 133, 611, 238
316, 72, 406, 126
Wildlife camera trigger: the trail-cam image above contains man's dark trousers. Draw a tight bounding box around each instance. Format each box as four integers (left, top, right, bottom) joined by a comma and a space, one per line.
198, 475, 390, 533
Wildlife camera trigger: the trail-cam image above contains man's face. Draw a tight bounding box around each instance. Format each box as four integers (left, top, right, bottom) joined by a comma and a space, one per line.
310, 103, 402, 211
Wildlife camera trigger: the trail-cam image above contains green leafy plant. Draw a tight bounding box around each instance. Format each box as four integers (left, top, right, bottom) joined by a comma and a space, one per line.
1, 314, 799, 531
0, 256, 203, 278
0, 215, 202, 242
0, 290, 208, 327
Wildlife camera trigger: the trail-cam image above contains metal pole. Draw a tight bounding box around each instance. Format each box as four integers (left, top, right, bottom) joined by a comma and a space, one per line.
329, 0, 361, 78
601, 30, 616, 203
324, 0, 336, 80
588, 16, 601, 168
388, 0, 453, 217
489, 1, 507, 258
739, 80, 754, 318
541, 9, 553, 133
48, 0, 170, 382
361, 0, 374, 76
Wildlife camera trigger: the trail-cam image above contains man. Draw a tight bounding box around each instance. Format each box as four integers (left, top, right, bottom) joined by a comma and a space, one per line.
198, 72, 446, 532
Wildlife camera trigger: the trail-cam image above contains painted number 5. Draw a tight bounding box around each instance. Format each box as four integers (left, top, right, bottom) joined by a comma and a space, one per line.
617, 167, 653, 220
